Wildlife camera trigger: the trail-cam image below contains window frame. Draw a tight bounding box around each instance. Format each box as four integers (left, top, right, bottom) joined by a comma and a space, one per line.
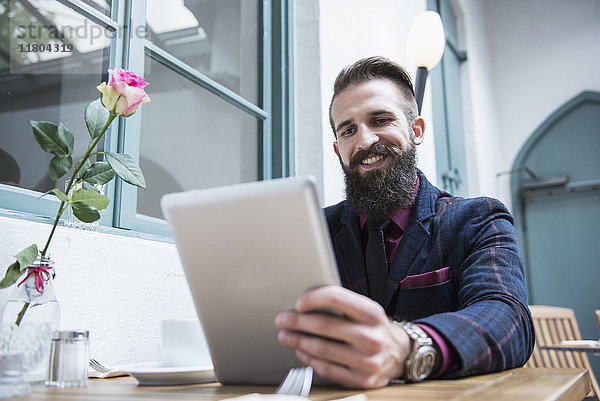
0, 0, 123, 227
0, 0, 294, 238
427, 0, 468, 196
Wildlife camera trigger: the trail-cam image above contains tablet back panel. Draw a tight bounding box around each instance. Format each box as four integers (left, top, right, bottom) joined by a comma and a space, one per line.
160, 177, 340, 384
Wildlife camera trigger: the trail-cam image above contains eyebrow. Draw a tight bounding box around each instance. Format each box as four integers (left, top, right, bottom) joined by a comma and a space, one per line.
335, 119, 352, 134
369, 109, 393, 118
334, 109, 393, 134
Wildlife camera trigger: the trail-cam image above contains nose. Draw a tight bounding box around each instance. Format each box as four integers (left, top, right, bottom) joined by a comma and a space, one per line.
356, 124, 379, 151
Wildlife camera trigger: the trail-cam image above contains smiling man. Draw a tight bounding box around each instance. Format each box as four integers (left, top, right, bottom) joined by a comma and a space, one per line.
275, 56, 534, 388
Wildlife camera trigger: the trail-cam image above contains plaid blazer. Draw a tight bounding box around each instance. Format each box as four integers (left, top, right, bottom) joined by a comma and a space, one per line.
324, 171, 534, 377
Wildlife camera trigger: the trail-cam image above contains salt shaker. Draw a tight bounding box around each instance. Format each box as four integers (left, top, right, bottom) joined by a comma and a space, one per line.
46, 330, 89, 387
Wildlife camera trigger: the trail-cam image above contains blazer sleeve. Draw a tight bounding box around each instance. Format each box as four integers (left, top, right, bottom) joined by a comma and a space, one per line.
414, 197, 535, 378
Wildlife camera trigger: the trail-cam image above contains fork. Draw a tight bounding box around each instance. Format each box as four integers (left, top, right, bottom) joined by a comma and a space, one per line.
276, 367, 313, 397
89, 358, 110, 373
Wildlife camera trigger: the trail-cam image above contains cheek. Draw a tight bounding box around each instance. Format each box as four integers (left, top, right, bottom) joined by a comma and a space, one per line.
385, 125, 412, 149
341, 151, 352, 165
335, 142, 352, 165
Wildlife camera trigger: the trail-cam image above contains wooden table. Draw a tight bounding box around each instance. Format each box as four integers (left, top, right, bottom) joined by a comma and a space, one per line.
540, 342, 600, 355
21, 368, 590, 401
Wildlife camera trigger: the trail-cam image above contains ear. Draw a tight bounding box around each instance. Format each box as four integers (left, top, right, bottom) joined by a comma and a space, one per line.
333, 141, 340, 158
412, 117, 425, 145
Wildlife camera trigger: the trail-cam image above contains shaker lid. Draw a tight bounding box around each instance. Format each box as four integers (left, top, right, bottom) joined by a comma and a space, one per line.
52, 330, 89, 340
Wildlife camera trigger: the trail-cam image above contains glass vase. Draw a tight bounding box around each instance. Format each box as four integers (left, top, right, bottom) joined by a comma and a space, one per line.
0, 256, 60, 383
64, 180, 105, 231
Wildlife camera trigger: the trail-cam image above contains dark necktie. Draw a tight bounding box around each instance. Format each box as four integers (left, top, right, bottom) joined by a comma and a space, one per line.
366, 218, 392, 305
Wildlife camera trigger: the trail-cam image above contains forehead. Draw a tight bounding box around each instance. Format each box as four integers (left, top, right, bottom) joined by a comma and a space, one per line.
331, 79, 406, 122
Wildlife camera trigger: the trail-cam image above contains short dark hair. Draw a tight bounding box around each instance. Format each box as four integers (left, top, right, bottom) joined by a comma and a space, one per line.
328, 56, 418, 137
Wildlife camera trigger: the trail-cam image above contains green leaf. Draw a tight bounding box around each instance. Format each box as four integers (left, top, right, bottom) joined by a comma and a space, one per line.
0, 262, 25, 289
58, 123, 75, 154
49, 154, 73, 180
82, 181, 100, 193
85, 99, 110, 139
38, 188, 56, 199
82, 161, 115, 185
29, 121, 72, 156
105, 152, 146, 189
77, 159, 92, 180
71, 203, 100, 223
72, 188, 110, 210
15, 244, 38, 272
50, 188, 68, 202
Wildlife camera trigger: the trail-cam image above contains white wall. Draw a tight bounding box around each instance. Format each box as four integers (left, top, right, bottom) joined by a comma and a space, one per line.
0, 215, 195, 367
293, 0, 325, 203
457, 0, 600, 206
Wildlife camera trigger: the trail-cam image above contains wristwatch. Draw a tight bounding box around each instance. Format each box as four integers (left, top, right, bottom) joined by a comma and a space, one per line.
395, 321, 439, 382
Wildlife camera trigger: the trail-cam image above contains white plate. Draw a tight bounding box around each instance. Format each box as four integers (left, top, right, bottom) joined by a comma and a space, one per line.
121, 362, 216, 386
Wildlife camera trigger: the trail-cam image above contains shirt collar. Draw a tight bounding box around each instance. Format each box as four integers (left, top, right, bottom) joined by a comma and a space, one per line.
359, 175, 420, 231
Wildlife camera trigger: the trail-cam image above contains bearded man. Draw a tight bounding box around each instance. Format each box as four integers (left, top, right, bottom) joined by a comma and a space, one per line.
275, 56, 534, 388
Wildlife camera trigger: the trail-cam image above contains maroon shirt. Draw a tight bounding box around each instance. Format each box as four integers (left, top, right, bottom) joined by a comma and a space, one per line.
359, 204, 413, 268
358, 177, 455, 377
358, 177, 419, 267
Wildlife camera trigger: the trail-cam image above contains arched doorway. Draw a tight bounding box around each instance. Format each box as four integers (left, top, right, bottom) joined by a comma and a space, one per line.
511, 91, 600, 377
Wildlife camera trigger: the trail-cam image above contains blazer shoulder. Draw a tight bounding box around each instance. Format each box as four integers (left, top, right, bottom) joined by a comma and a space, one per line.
435, 195, 514, 225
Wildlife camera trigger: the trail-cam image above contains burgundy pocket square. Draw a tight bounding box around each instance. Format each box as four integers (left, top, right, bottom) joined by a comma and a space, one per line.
400, 267, 450, 289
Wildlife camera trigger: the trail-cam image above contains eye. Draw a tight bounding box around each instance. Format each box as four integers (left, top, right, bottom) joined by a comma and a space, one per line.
374, 118, 390, 125
339, 127, 356, 137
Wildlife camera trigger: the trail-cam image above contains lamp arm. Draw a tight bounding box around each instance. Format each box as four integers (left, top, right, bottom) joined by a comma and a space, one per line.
414, 67, 428, 115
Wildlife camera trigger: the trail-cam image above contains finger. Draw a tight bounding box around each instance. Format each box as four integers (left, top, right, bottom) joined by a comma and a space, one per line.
275, 311, 384, 353
295, 285, 386, 325
277, 329, 380, 372
295, 350, 388, 389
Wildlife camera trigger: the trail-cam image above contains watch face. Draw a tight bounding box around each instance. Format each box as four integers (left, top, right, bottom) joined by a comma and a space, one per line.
411, 347, 437, 381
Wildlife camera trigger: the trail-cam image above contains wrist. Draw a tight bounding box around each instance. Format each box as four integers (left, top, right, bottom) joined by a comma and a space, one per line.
392, 321, 439, 382
417, 323, 453, 378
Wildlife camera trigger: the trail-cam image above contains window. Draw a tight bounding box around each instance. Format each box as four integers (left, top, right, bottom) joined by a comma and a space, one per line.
0, 0, 293, 236
428, 0, 468, 196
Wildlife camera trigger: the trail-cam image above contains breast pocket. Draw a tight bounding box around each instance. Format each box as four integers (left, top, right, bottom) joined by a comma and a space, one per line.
394, 279, 458, 321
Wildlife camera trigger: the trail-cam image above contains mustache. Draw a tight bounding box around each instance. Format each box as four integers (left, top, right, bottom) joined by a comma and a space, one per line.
348, 143, 403, 169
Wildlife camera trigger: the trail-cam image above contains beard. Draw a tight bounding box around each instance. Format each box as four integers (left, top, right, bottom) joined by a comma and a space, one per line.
341, 142, 418, 220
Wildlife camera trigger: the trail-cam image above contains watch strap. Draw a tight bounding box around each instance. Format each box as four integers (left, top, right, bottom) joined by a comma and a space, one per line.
394, 321, 439, 382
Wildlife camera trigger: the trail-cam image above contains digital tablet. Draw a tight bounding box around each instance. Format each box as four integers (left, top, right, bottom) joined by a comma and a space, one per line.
160, 177, 340, 384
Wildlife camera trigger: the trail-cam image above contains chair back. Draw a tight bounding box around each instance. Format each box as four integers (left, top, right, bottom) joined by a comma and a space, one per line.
595, 310, 600, 338
525, 305, 599, 400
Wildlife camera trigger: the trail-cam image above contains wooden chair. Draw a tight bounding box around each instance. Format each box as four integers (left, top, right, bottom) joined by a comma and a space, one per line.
525, 305, 599, 400
595, 310, 600, 337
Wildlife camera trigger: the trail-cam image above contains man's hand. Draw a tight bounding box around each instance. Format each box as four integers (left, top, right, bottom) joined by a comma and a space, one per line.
275, 285, 411, 388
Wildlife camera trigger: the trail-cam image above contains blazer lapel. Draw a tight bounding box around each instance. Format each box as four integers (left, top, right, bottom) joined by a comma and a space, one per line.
381, 172, 439, 309
332, 205, 369, 296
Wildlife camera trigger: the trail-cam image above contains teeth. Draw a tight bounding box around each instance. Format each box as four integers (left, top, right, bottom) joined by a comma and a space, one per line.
362, 155, 385, 165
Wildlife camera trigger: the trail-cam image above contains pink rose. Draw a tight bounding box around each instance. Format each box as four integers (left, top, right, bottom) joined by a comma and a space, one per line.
97, 69, 150, 117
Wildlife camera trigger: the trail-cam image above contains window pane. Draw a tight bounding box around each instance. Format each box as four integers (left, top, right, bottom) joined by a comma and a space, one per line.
5, 1, 112, 74
0, 69, 111, 192
81, 0, 112, 17
0, 2, 111, 193
0, 2, 113, 194
145, 0, 260, 105
137, 56, 260, 219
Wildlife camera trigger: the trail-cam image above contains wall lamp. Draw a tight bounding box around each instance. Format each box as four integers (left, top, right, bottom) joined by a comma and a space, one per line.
406, 11, 446, 114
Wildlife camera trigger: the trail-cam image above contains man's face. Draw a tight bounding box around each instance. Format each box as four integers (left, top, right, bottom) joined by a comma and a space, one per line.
330, 79, 425, 218
331, 79, 423, 175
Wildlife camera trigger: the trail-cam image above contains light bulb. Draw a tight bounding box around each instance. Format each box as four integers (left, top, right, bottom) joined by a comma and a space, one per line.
406, 11, 446, 70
